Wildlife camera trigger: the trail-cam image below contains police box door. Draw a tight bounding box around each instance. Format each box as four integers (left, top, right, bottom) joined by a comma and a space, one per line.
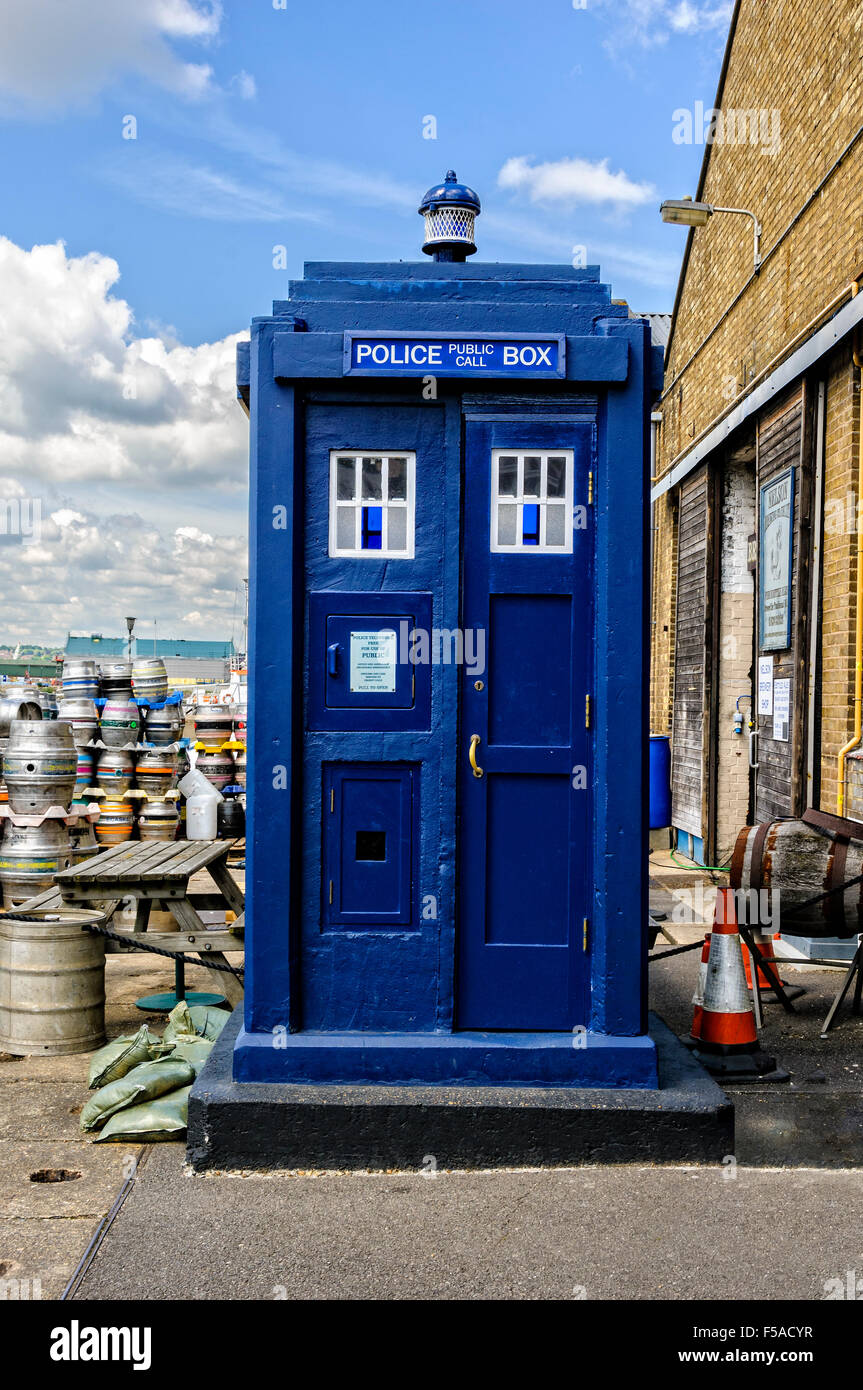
457, 415, 594, 1031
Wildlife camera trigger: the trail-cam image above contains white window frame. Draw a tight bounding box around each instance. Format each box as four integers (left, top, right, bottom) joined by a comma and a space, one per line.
328, 451, 416, 559
490, 448, 575, 554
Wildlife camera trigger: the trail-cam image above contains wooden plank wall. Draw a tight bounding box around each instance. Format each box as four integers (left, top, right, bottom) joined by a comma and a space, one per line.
671, 465, 710, 837
754, 385, 810, 821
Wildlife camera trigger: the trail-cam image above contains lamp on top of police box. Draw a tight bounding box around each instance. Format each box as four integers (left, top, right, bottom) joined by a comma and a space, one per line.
419, 170, 481, 262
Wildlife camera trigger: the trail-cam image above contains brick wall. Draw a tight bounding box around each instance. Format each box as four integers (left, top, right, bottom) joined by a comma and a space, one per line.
652, 0, 863, 827
658, 0, 863, 469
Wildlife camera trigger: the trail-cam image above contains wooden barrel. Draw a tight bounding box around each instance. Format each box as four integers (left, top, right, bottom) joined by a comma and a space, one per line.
731, 811, 863, 938
0, 907, 106, 1055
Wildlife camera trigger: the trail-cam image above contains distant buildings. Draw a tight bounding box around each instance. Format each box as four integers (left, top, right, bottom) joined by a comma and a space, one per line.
64, 634, 236, 688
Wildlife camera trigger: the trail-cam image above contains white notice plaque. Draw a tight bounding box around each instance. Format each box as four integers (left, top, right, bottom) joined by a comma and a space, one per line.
757, 656, 773, 716
350, 629, 397, 693
772, 677, 791, 742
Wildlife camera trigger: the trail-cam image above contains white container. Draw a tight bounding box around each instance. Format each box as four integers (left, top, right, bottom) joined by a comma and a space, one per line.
186, 792, 219, 840
178, 766, 223, 802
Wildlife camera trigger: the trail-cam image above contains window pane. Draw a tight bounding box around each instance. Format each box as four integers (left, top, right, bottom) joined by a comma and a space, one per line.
498, 456, 517, 497
361, 457, 383, 499
361, 505, 383, 549
336, 506, 355, 550
546, 456, 567, 498
522, 503, 540, 545
387, 506, 407, 551
497, 503, 517, 545
337, 458, 356, 500
523, 456, 541, 497
387, 458, 407, 500
545, 504, 566, 547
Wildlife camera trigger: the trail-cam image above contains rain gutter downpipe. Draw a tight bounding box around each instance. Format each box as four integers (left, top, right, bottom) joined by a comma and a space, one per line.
837, 285, 863, 814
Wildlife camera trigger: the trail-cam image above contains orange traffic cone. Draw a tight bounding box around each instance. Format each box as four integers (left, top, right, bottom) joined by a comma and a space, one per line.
691, 889, 788, 1081
743, 933, 805, 1002
689, 933, 711, 1042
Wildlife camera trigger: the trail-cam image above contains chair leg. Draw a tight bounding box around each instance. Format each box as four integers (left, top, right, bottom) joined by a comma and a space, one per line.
820, 945, 862, 1037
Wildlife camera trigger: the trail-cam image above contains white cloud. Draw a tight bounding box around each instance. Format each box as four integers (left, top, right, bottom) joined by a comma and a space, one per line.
0, 507, 246, 645
0, 236, 249, 644
0, 0, 223, 112
591, 0, 732, 48
0, 237, 248, 488
228, 70, 257, 101
498, 156, 655, 211
101, 151, 326, 224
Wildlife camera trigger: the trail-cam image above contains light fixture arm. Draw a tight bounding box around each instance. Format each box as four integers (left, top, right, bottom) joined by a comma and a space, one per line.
709, 205, 762, 269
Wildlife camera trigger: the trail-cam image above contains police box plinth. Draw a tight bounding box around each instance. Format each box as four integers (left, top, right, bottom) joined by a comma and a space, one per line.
233, 241, 660, 1091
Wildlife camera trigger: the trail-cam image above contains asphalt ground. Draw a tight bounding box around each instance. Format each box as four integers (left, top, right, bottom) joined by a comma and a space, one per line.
4, 858, 863, 1301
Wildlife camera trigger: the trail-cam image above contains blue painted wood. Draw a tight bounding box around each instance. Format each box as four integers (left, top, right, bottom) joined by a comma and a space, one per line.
273, 332, 627, 381
322, 763, 417, 928
457, 416, 593, 1030
308, 592, 432, 730
239, 253, 656, 1086
590, 316, 652, 1037
233, 1025, 659, 1087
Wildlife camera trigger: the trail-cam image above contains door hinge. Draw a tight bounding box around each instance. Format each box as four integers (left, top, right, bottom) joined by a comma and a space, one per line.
329, 879, 334, 905
585, 693, 591, 729
583, 917, 589, 952
329, 789, 334, 813
588, 470, 594, 505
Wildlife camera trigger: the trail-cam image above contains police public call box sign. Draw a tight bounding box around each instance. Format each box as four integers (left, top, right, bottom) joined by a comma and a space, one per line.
344, 331, 566, 378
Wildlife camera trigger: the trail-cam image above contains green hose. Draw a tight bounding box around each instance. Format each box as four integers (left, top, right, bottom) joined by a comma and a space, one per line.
670, 850, 731, 873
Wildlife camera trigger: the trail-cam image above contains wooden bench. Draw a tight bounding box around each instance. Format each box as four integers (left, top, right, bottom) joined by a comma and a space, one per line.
53, 840, 245, 1006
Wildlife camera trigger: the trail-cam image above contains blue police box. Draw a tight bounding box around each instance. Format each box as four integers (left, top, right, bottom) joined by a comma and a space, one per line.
233, 172, 659, 1089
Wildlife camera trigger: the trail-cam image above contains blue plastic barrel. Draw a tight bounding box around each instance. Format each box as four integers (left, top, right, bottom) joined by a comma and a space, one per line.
649, 735, 672, 829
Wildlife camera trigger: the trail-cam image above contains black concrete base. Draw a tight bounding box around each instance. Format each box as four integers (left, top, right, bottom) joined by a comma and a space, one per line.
187, 1011, 734, 1171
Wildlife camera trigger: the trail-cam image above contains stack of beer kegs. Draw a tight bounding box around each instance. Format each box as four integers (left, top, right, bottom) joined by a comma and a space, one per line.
194, 705, 236, 792
0, 719, 80, 907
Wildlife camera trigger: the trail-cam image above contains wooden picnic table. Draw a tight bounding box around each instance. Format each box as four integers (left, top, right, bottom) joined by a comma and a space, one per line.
53, 839, 245, 1006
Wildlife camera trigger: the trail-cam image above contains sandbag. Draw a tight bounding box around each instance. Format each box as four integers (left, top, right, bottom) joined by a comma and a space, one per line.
87, 1026, 161, 1090
162, 1001, 229, 1043
160, 1035, 213, 1076
80, 1058, 195, 1132
95, 1085, 192, 1143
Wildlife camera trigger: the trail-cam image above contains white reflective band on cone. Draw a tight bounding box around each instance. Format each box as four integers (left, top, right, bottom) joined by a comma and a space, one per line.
692, 958, 708, 1008
703, 933, 752, 1015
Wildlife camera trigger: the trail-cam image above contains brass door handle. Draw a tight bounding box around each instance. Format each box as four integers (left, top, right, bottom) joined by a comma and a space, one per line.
468, 733, 483, 779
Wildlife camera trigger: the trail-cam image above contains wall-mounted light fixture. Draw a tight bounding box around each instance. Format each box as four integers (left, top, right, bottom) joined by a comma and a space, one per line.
660, 197, 762, 271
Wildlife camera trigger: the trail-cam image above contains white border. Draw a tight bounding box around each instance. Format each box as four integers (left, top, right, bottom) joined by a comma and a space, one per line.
489, 448, 574, 554
328, 451, 416, 559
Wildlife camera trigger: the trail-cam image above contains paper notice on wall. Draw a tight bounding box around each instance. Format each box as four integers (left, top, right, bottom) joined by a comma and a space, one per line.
350, 629, 397, 693
757, 656, 773, 716
772, 678, 790, 742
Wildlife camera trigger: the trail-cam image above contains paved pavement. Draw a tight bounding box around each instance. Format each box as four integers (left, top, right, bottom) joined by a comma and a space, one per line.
5, 854, 863, 1302
73, 1149, 863, 1300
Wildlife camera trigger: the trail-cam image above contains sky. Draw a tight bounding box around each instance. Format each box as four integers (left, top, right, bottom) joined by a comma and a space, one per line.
0, 0, 732, 648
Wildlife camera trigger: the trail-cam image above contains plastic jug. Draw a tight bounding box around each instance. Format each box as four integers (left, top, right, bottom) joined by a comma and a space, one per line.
178, 766, 222, 803
186, 792, 219, 840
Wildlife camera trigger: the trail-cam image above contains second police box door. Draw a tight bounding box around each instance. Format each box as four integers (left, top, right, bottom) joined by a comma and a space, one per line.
302, 399, 594, 1034
457, 414, 595, 1031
